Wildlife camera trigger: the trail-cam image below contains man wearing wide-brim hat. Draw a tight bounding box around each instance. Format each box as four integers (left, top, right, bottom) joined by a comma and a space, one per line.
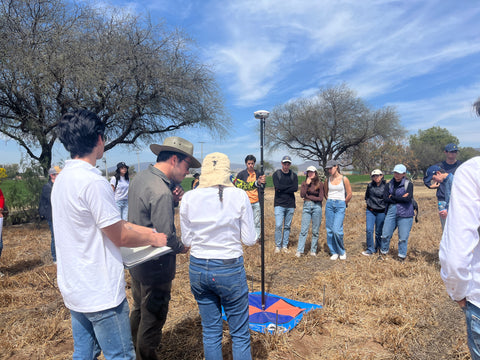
127, 136, 200, 359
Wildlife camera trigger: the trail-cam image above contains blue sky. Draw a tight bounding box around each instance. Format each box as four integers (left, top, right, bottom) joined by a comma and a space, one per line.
2, 0, 480, 169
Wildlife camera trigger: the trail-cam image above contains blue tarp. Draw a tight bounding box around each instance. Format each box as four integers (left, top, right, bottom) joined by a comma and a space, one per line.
223, 291, 322, 333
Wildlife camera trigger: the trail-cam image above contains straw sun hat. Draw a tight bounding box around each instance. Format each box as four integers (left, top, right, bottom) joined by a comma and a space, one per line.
198, 152, 234, 188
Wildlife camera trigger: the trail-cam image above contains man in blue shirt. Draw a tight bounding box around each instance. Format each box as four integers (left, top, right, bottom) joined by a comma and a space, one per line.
424, 165, 454, 224
423, 143, 461, 229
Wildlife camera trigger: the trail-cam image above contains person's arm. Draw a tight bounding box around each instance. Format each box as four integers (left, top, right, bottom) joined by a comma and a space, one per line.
391, 182, 413, 203
109, 176, 116, 192
384, 182, 394, 204
292, 173, 299, 193
444, 175, 453, 209
179, 194, 192, 248
276, 173, 298, 193
439, 176, 453, 219
172, 185, 184, 207
239, 191, 256, 246
365, 184, 370, 202
102, 220, 167, 248
151, 189, 186, 254
300, 181, 308, 198
318, 181, 325, 201
87, 177, 168, 249
324, 180, 328, 200
344, 176, 352, 204
439, 160, 480, 307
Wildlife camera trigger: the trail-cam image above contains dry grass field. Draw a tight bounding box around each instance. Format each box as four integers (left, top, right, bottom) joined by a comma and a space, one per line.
0, 181, 471, 359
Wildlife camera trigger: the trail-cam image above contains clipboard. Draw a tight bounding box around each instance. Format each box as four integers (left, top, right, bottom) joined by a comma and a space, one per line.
120, 245, 172, 269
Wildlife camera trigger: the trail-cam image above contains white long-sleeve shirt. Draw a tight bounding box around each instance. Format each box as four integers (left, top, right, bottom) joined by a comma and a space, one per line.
439, 157, 480, 307
180, 186, 256, 259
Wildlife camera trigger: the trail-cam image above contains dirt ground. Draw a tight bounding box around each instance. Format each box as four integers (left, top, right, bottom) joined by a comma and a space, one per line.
0, 181, 472, 359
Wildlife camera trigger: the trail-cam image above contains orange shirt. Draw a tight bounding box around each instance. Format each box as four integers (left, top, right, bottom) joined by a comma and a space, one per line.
246, 171, 259, 203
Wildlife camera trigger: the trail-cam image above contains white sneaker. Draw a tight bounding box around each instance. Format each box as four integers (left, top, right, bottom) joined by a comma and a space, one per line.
282, 247, 290, 253
330, 254, 339, 260
274, 247, 281, 253
295, 251, 301, 258
310, 252, 317, 257
339, 253, 347, 260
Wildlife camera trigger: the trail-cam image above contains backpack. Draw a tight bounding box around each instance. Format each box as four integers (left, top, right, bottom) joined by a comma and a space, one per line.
275, 169, 295, 184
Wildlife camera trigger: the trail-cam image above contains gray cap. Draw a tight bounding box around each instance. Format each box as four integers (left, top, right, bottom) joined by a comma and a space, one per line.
325, 159, 339, 169
48, 166, 60, 175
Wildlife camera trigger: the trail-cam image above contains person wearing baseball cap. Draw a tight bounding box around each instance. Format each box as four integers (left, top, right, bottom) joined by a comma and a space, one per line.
324, 160, 352, 260
127, 136, 199, 358
440, 99, 480, 360
425, 164, 454, 222
423, 142, 462, 230
379, 164, 414, 262
272, 155, 298, 253
362, 169, 386, 256
295, 165, 324, 257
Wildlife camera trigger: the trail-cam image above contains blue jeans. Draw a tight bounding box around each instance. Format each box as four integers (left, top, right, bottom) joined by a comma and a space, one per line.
274, 206, 295, 248
380, 204, 413, 258
297, 201, 322, 254
47, 219, 56, 261
365, 209, 385, 254
325, 199, 346, 255
116, 199, 128, 220
70, 298, 135, 360
251, 202, 261, 240
465, 301, 480, 360
189, 256, 251, 360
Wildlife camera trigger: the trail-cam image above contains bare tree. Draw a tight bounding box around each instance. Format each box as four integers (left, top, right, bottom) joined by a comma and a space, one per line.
353, 137, 409, 174
265, 84, 403, 169
0, 0, 228, 174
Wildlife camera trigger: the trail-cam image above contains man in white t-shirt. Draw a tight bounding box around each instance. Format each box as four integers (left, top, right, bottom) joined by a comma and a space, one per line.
439, 98, 480, 360
52, 109, 167, 359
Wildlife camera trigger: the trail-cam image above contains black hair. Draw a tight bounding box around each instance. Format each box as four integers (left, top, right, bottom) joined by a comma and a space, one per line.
156, 151, 187, 164
114, 165, 129, 188
244, 154, 256, 164
57, 109, 105, 158
218, 185, 224, 202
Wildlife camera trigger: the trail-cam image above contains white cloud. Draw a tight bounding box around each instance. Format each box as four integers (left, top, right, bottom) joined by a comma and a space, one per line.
390, 83, 480, 147
195, 0, 480, 106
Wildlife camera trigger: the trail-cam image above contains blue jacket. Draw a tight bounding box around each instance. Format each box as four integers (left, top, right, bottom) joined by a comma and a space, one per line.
384, 178, 414, 218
